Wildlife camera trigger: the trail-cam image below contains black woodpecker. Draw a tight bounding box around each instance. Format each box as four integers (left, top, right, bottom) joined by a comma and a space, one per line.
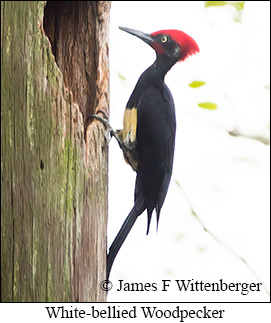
106, 27, 199, 279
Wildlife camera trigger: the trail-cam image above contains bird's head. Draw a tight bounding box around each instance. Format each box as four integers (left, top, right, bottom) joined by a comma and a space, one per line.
119, 27, 199, 63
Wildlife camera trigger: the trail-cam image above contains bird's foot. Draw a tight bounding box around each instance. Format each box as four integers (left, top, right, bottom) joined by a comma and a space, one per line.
90, 112, 135, 160
89, 112, 125, 150
90, 112, 115, 145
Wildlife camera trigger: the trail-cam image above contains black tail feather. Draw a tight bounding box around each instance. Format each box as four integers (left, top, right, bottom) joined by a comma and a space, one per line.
155, 205, 161, 232
146, 209, 153, 235
106, 193, 145, 279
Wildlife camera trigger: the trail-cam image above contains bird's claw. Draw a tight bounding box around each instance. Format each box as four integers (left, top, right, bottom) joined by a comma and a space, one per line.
90, 114, 111, 130
90, 114, 114, 145
104, 128, 112, 145
90, 114, 133, 156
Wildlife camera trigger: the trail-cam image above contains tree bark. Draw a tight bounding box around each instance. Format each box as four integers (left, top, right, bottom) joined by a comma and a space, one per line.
1, 1, 110, 302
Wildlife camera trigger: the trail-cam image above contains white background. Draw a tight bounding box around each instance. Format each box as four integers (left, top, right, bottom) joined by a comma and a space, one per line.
107, 0, 270, 303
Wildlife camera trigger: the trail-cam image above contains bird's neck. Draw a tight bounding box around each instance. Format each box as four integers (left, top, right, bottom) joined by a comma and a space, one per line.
126, 56, 177, 108
152, 55, 177, 80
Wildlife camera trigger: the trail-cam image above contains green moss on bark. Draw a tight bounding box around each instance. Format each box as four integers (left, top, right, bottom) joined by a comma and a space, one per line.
1, 1, 109, 302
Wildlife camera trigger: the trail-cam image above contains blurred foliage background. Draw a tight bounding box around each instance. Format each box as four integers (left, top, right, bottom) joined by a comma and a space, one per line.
107, 1, 270, 302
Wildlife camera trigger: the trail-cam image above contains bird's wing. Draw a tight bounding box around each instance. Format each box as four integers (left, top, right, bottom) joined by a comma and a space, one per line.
136, 85, 176, 231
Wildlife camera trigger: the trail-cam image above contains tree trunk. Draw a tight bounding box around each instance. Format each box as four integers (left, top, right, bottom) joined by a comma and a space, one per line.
1, 1, 110, 302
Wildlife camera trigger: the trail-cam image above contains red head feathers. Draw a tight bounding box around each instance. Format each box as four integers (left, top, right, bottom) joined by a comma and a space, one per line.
151, 29, 199, 61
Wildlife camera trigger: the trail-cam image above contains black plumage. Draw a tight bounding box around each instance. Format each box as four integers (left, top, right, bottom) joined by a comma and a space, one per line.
107, 27, 199, 279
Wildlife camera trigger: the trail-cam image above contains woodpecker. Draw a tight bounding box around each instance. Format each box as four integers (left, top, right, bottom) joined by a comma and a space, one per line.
104, 27, 199, 279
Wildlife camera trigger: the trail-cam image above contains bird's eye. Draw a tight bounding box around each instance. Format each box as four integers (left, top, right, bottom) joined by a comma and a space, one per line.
160, 35, 168, 43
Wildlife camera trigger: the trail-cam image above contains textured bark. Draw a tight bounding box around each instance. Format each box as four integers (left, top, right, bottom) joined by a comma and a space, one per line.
1, 1, 110, 302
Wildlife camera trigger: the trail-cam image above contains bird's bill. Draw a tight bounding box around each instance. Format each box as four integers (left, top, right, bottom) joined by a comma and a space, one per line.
119, 26, 154, 45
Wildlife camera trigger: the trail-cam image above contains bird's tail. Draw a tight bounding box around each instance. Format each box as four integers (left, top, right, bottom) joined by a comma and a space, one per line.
106, 193, 145, 279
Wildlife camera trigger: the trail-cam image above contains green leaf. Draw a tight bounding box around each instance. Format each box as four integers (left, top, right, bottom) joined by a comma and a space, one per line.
205, 1, 227, 8
205, 1, 245, 10
118, 73, 126, 81
198, 102, 218, 110
231, 1, 245, 11
205, 1, 245, 23
189, 81, 206, 88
